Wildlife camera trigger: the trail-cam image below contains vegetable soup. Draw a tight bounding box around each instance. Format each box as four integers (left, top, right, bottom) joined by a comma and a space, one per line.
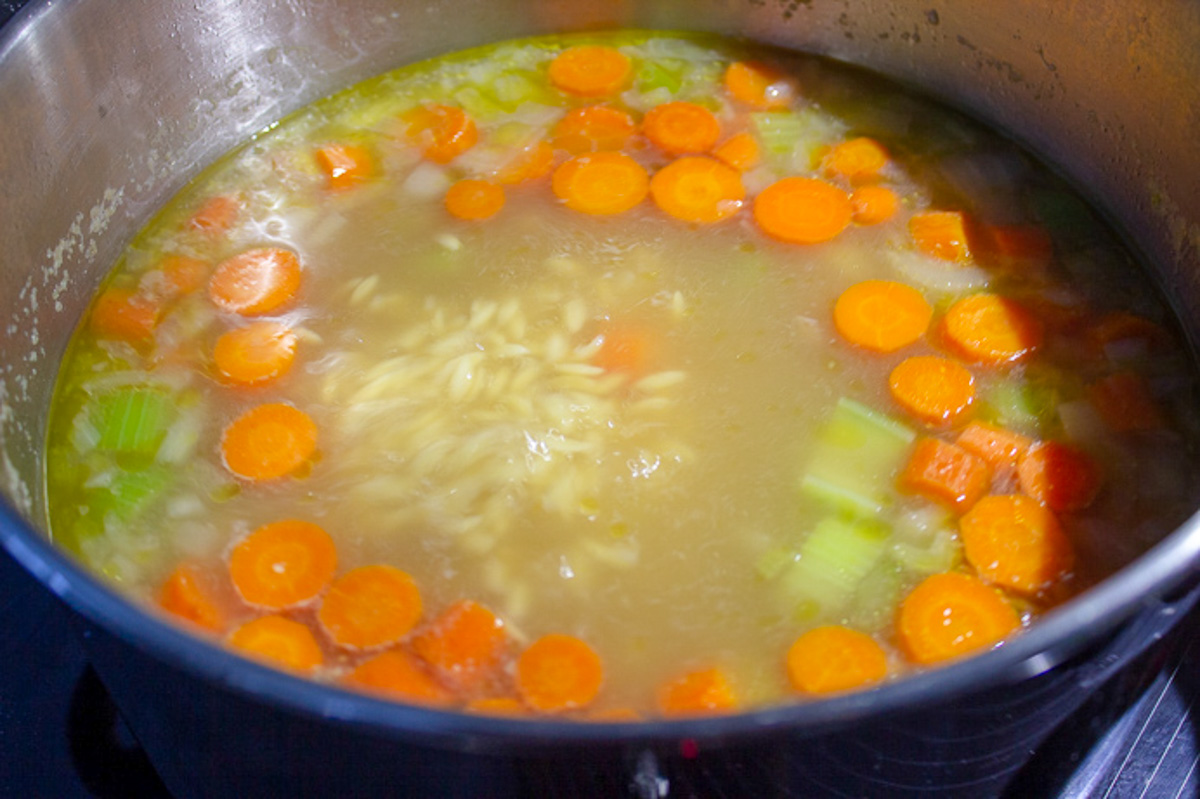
45, 31, 1200, 718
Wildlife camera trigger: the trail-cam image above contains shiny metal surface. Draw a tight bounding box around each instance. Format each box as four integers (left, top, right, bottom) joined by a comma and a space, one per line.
1, 0, 1199, 743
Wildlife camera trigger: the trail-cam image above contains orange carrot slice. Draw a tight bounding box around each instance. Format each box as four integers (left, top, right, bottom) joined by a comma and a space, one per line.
649, 156, 745, 224
403, 104, 478, 164
889, 355, 976, 426
412, 599, 507, 693
552, 105, 637, 154
140, 254, 210, 303
343, 650, 455, 707
833, 279, 932, 353
220, 403, 317, 481
896, 572, 1020, 664
960, 494, 1074, 595
158, 564, 224, 632
209, 247, 302, 316
713, 131, 761, 172
786, 625, 888, 695
516, 634, 604, 713
318, 565, 423, 650
1088, 371, 1167, 432
90, 287, 160, 345
955, 421, 1033, 471
188, 193, 241, 235
228, 519, 337, 610
898, 437, 991, 513
823, 137, 889, 182
910, 211, 972, 263
493, 140, 555, 185
552, 151, 649, 215
593, 324, 654, 373
1017, 441, 1103, 512
212, 321, 298, 386
643, 101, 722, 156
754, 177, 852, 244
850, 185, 899, 226
723, 61, 796, 110
316, 143, 373, 191
656, 667, 738, 717
228, 615, 324, 672
548, 45, 632, 97
942, 293, 1043, 365
444, 179, 506, 220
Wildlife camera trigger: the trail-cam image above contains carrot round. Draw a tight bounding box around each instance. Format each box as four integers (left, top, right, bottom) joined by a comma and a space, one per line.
209, 247, 301, 316
552, 105, 637, 154
516, 634, 604, 713
786, 625, 888, 695
896, 572, 1020, 665
412, 599, 508, 692
723, 61, 795, 110
656, 666, 738, 717
650, 156, 745, 224
898, 437, 991, 514
144, 254, 209, 302
753, 177, 852, 244
493, 140, 555, 185
1017, 441, 1103, 512
713, 131, 761, 172
403, 104, 478, 164
910, 210, 972, 263
889, 355, 976, 426
188, 193, 241, 235
318, 564, 423, 650
315, 143, 373, 191
960, 494, 1074, 595
90, 287, 160, 345
228, 615, 324, 672
850, 185, 899, 225
955, 420, 1033, 471
444, 179, 506, 220
552, 151, 649, 215
643, 101, 722, 156
228, 519, 337, 610
833, 279, 932, 353
942, 293, 1043, 365
220, 403, 317, 481
343, 650, 455, 706
823, 137, 889, 182
212, 321, 298, 386
548, 46, 631, 97
158, 564, 224, 632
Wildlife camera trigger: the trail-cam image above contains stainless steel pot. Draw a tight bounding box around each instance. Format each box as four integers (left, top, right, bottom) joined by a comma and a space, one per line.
2, 1, 1199, 796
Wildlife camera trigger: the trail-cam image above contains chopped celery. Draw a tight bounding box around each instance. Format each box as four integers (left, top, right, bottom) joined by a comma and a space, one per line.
800, 398, 915, 517
751, 109, 846, 170
892, 529, 962, 575
99, 467, 172, 522
981, 380, 1058, 434
636, 59, 684, 94
452, 87, 507, 121
490, 72, 554, 109
94, 387, 174, 457
780, 516, 890, 615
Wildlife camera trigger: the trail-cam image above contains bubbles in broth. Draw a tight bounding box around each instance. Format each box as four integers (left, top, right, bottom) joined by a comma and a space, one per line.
45, 31, 1200, 718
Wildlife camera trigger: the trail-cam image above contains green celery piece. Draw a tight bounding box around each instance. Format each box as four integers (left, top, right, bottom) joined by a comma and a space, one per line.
95, 387, 174, 457
752, 111, 806, 156
892, 529, 962, 575
800, 398, 915, 517
982, 380, 1057, 434
636, 59, 684, 94
453, 86, 507, 121
101, 467, 172, 522
780, 516, 890, 615
751, 109, 846, 168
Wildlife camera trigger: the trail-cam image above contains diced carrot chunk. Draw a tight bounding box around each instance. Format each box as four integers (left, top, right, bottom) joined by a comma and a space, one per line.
898, 437, 991, 514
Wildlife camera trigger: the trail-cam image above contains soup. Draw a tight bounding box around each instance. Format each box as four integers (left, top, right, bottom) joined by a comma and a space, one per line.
44, 31, 1200, 718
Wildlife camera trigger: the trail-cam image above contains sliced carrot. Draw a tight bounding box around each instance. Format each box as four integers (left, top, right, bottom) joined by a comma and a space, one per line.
723, 61, 796, 110
315, 143, 373, 191
209, 247, 302, 316
516, 634, 604, 713
896, 572, 1020, 665
850, 185, 899, 226
444, 179, 506, 220
552, 105, 637, 154
548, 45, 632, 97
403, 104, 478, 164
318, 564, 423, 650
552, 151, 649, 216
228, 615, 324, 672
833, 279, 932, 353
158, 564, 224, 632
656, 667, 738, 717
140, 254, 209, 303
593, 324, 654, 373
889, 355, 976, 426
412, 599, 507, 693
955, 420, 1033, 470
713, 131, 761, 172
649, 156, 745, 224
1017, 440, 1103, 512
754, 177, 852, 245
343, 650, 455, 706
910, 211, 972, 263
220, 403, 317, 481
823, 137, 889, 182
960, 494, 1073, 595
228, 519, 337, 610
493, 140, 555, 185
188, 193, 241, 235
90, 287, 160, 345
898, 437, 991, 513
941, 293, 1043, 365
643, 101, 722, 156
786, 625, 888, 695
212, 321, 298, 386
466, 696, 528, 716
1088, 371, 1167, 432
